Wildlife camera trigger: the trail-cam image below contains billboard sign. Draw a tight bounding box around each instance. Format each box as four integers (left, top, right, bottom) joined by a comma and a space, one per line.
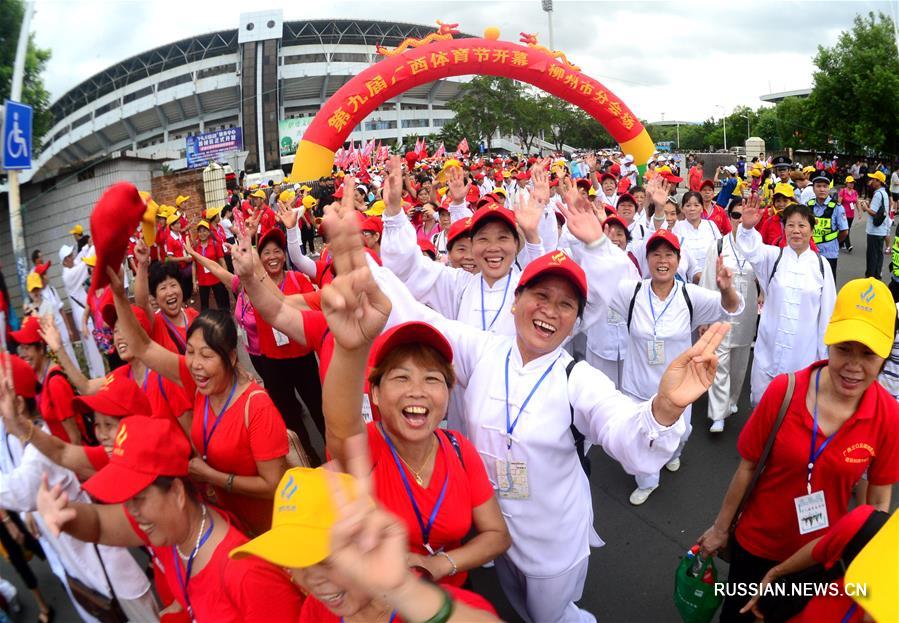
186, 127, 242, 168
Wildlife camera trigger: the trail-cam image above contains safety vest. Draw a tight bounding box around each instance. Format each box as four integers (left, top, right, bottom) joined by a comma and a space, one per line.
892, 235, 899, 280
808, 199, 840, 244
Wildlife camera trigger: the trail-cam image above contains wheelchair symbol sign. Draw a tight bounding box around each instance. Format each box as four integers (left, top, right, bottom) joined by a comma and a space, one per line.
3, 100, 33, 170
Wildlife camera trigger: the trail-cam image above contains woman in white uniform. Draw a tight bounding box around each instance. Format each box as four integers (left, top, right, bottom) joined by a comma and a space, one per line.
672, 191, 722, 283
337, 201, 732, 623
609, 229, 744, 505
700, 198, 758, 431
736, 194, 837, 406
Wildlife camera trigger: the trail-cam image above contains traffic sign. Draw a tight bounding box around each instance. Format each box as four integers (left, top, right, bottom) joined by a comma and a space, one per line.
3, 100, 33, 170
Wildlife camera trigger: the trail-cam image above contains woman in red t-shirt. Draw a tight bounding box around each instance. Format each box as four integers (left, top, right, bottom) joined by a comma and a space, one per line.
698, 278, 899, 622
36, 416, 303, 623
315, 246, 510, 587
188, 227, 325, 466
108, 270, 289, 537
192, 221, 230, 312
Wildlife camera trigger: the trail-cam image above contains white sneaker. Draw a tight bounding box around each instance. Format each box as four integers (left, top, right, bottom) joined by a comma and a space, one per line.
629, 486, 658, 505
665, 458, 681, 472
730, 404, 739, 415
710, 420, 725, 433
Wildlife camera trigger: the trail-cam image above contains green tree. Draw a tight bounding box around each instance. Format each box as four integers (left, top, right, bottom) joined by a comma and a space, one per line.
808, 11, 899, 155
444, 76, 521, 150
0, 0, 52, 151
507, 90, 548, 153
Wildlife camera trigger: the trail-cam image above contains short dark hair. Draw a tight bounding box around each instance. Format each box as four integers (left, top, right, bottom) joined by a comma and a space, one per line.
153, 476, 198, 499
30, 249, 41, 264
681, 191, 703, 208
630, 185, 645, 195
782, 203, 816, 228
148, 261, 188, 299
368, 342, 455, 390
185, 309, 238, 376
514, 274, 586, 318
470, 215, 519, 242
446, 232, 471, 252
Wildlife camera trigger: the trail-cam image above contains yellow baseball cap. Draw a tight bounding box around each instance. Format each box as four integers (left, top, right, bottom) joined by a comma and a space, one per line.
492, 187, 507, 199
26, 272, 42, 292
197, 220, 210, 230
364, 200, 385, 217
868, 170, 887, 184
83, 255, 96, 267
229, 468, 359, 568
251, 189, 267, 199
845, 175, 856, 184
204, 206, 223, 220
772, 183, 795, 199
278, 189, 296, 204
166, 211, 182, 226
436, 158, 462, 183
588, 187, 597, 197
69, 224, 84, 235
157, 204, 174, 219
846, 510, 898, 622
824, 278, 896, 358
175, 195, 190, 206
299, 184, 313, 192
302, 195, 318, 210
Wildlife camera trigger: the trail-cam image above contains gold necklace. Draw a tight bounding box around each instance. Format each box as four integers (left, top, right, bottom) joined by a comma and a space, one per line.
396, 437, 437, 486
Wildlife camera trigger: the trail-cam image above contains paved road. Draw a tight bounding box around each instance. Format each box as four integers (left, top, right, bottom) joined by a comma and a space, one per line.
2, 217, 896, 623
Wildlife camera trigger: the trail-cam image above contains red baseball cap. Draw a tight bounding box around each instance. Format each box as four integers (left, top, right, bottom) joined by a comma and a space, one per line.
609, 163, 622, 176
604, 215, 629, 233
646, 229, 681, 253
699, 179, 715, 190
5, 355, 36, 398
616, 193, 638, 208
517, 250, 587, 300
89, 183, 148, 301
74, 374, 152, 418
99, 288, 151, 334
34, 262, 52, 276
10, 316, 42, 345
466, 185, 481, 203
417, 238, 437, 259
575, 179, 592, 192
468, 203, 517, 236
360, 217, 383, 235
661, 171, 683, 184
515, 172, 530, 181
372, 322, 453, 369
600, 172, 617, 184
82, 416, 191, 503
258, 227, 287, 251
446, 218, 472, 249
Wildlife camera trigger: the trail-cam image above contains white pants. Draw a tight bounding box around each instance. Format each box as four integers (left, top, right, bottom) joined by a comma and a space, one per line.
52, 312, 78, 368
494, 554, 594, 623
750, 362, 776, 407
585, 351, 621, 389
71, 304, 106, 378
707, 343, 751, 421
635, 404, 692, 490
119, 589, 160, 622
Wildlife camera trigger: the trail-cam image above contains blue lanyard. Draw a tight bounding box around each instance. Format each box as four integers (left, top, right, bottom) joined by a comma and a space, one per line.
127, 365, 150, 392
840, 603, 857, 623
504, 348, 562, 450
379, 424, 447, 554
172, 512, 215, 623
161, 311, 188, 349
480, 272, 511, 332
808, 367, 843, 495
202, 378, 239, 460
647, 282, 679, 338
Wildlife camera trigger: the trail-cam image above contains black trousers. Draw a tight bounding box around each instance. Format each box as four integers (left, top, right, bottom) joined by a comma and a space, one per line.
719, 535, 781, 623
866, 234, 885, 279
250, 353, 325, 466
890, 279, 899, 302
0, 513, 45, 590
199, 283, 230, 312
300, 224, 315, 254
842, 217, 854, 248
826, 257, 838, 279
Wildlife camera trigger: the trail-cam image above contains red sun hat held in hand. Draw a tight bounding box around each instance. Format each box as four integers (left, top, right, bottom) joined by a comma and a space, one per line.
88, 183, 148, 300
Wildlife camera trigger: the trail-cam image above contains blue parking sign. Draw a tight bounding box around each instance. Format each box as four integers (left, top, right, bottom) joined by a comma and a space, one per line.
3, 100, 33, 170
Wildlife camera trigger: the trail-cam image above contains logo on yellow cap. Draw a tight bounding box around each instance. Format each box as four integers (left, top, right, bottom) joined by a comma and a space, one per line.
280, 474, 298, 501
861, 284, 876, 304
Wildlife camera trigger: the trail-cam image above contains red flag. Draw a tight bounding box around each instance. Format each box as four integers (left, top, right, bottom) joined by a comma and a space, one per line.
379, 145, 389, 163
457, 138, 469, 154
362, 139, 375, 157
434, 142, 446, 159
414, 137, 424, 157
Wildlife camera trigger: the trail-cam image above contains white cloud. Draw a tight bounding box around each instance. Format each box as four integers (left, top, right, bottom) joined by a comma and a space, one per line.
31, 0, 895, 121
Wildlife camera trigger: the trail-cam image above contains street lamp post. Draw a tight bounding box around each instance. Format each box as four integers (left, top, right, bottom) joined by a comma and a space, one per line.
541, 0, 554, 50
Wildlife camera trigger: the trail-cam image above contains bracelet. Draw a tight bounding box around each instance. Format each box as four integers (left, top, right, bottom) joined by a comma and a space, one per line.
435, 551, 457, 577
422, 587, 454, 623
226, 473, 236, 493
585, 235, 605, 249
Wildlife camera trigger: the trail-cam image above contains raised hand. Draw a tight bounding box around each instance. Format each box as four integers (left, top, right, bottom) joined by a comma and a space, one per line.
246, 207, 263, 234
657, 322, 730, 413
558, 191, 604, 245
741, 192, 762, 229
446, 165, 467, 204
275, 200, 300, 230
514, 191, 543, 244
38, 314, 63, 353
715, 255, 734, 292
0, 353, 16, 422
104, 267, 127, 299
36, 475, 76, 538
531, 159, 550, 205
230, 220, 259, 280
325, 435, 410, 595
646, 175, 671, 209
382, 157, 404, 216
134, 239, 150, 266
585, 153, 597, 172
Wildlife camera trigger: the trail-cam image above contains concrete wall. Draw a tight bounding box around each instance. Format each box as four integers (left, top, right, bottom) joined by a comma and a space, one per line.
1, 157, 159, 312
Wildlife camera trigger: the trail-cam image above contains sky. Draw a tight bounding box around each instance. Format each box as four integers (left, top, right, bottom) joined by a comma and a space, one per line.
29, 0, 899, 123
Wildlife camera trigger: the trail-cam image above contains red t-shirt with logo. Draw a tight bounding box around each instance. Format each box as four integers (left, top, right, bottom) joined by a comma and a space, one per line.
702, 204, 732, 235
298, 584, 496, 623
38, 366, 86, 443
736, 364, 899, 561
179, 357, 288, 536
367, 423, 495, 588
150, 308, 199, 355
194, 241, 223, 287
256, 271, 314, 359
126, 508, 303, 622
110, 363, 192, 423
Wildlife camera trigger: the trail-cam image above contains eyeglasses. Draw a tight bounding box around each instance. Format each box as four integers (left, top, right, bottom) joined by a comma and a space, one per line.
729, 211, 742, 220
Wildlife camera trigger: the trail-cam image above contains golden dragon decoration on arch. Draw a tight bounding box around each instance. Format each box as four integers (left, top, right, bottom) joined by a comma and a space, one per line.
518, 32, 581, 71
376, 20, 460, 56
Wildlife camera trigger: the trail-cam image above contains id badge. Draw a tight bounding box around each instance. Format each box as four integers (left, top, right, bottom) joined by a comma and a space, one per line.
237, 325, 249, 348
361, 394, 373, 424
794, 490, 829, 535
272, 327, 290, 346
496, 458, 530, 499
647, 339, 665, 365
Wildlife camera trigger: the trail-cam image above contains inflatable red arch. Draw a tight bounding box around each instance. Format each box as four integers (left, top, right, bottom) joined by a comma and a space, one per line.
289, 27, 654, 182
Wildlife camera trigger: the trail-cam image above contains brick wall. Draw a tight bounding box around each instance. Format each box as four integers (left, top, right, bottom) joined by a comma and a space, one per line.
150, 168, 208, 226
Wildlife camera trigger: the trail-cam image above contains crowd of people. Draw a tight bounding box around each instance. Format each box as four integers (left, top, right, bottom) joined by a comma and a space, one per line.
0, 146, 896, 623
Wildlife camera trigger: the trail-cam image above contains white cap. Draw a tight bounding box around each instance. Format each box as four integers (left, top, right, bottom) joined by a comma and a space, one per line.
725, 165, 738, 174
623, 154, 634, 164
58, 244, 75, 262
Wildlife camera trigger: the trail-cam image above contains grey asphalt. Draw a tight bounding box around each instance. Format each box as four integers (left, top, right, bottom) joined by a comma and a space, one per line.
1, 216, 896, 623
